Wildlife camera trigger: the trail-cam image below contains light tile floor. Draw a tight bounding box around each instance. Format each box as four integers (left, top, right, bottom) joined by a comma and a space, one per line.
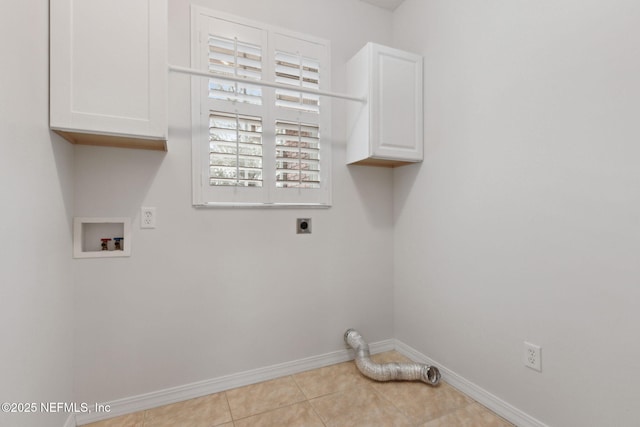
82, 351, 513, 427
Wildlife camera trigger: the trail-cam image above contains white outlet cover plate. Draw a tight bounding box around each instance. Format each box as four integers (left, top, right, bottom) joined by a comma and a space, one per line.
524, 341, 542, 372
141, 207, 156, 229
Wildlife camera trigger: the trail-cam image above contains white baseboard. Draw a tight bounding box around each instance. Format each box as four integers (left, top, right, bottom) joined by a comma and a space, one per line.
73, 338, 546, 427
394, 340, 549, 427
63, 414, 76, 427
74, 339, 394, 426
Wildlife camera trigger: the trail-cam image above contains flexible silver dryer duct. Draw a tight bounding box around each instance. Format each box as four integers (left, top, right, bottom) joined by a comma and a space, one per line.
344, 329, 441, 386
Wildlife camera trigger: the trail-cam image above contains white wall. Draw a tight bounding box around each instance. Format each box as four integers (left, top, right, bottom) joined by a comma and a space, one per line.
392, 1, 640, 426
0, 1, 75, 427
72, 0, 395, 404
4, 2, 636, 424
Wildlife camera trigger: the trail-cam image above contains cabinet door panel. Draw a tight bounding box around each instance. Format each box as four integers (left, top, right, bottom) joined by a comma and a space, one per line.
71, 0, 150, 121
372, 45, 423, 161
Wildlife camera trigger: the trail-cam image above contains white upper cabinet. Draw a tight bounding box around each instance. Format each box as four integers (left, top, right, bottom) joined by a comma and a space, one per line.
50, 0, 168, 151
347, 43, 423, 166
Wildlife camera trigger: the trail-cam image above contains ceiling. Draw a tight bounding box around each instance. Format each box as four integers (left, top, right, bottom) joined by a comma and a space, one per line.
360, 0, 405, 11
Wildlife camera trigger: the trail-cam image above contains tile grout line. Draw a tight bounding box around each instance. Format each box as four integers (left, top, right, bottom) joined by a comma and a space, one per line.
289, 374, 328, 426
427, 382, 487, 425
440, 381, 516, 426
221, 391, 234, 426
289, 374, 308, 400
421, 400, 477, 427
286, 373, 326, 425
141, 405, 152, 427
226, 376, 311, 425
292, 371, 380, 427
365, 380, 415, 425
227, 400, 317, 425
467, 401, 516, 426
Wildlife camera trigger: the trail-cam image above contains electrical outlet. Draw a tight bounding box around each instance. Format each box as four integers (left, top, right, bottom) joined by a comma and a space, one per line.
524, 341, 542, 372
296, 218, 311, 234
141, 207, 156, 229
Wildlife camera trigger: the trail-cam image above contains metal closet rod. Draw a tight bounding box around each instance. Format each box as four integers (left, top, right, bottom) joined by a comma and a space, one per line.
168, 64, 367, 103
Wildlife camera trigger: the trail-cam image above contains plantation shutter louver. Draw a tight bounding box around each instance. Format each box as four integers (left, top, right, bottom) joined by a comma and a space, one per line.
209, 112, 263, 187
275, 121, 320, 188
274, 51, 320, 114
208, 36, 263, 105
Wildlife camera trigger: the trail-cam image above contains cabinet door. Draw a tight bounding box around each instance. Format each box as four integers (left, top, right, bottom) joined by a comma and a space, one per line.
50, 0, 167, 141
370, 44, 423, 162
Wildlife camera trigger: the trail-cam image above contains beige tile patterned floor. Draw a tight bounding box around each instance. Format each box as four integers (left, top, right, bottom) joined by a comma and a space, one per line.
81, 351, 513, 427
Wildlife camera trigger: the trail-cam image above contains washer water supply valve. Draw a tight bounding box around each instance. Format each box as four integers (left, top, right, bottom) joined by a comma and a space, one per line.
100, 238, 112, 251
113, 237, 123, 251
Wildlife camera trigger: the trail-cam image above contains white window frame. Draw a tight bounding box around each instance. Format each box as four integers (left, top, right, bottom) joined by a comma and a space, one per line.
191, 6, 332, 208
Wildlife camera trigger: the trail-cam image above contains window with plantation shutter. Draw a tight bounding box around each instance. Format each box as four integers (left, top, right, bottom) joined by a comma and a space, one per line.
192, 7, 331, 207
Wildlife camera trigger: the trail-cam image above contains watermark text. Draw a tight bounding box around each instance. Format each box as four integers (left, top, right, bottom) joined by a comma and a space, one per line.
2, 402, 111, 414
